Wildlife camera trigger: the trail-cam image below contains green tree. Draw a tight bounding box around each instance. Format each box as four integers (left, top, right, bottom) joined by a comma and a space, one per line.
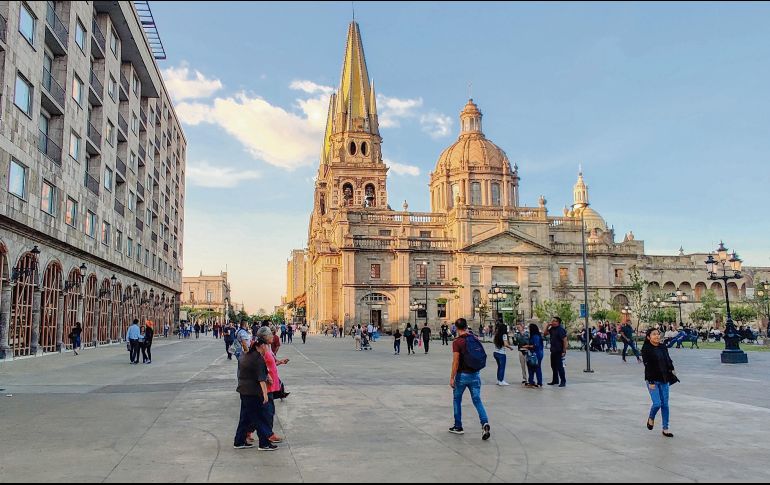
650, 307, 677, 325
477, 299, 490, 325
628, 265, 648, 331
726, 305, 758, 325
690, 290, 723, 326
535, 300, 579, 332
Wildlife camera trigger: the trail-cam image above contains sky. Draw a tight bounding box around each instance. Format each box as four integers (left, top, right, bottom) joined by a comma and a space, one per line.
149, 1, 770, 313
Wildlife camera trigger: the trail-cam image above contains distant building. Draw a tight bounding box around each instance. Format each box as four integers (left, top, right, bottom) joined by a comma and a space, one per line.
181, 272, 230, 324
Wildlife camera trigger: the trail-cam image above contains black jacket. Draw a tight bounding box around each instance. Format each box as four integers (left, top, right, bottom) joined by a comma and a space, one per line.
144, 326, 154, 344
641, 341, 679, 384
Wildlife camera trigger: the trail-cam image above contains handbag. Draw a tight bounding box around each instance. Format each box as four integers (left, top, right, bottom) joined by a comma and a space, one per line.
526, 351, 539, 367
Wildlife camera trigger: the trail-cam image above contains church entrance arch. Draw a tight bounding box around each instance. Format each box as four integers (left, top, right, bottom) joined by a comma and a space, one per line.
360, 293, 392, 332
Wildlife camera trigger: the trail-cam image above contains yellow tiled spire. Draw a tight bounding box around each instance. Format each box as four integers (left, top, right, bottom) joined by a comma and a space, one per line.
335, 21, 378, 134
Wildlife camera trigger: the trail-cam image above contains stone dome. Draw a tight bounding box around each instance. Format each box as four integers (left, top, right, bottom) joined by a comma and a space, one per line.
433, 99, 513, 175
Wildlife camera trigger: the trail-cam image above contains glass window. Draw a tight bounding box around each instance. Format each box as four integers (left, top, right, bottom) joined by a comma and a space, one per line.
491, 183, 501, 206
578, 267, 585, 282
144, 249, 149, 266
471, 182, 482, 205
66, 197, 77, 227
127, 238, 133, 257
19, 3, 35, 44
559, 267, 569, 283
137, 243, 142, 262
115, 230, 122, 251
129, 152, 137, 172
69, 132, 81, 161
41, 181, 56, 215
75, 19, 86, 50
101, 221, 111, 245
450, 184, 459, 208
131, 114, 139, 134
106, 121, 115, 146
104, 167, 113, 192
370, 264, 380, 279
438, 303, 447, 319
86, 211, 97, 238
131, 74, 139, 95
72, 75, 84, 105
128, 191, 135, 211
417, 263, 428, 280
14, 74, 33, 116
108, 76, 117, 100
438, 264, 446, 279
109, 28, 119, 56
9, 160, 27, 199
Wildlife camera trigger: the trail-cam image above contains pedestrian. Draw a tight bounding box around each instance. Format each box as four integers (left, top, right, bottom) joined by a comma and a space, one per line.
441, 322, 450, 345
393, 328, 402, 355
404, 323, 415, 355
421, 323, 432, 354
514, 324, 530, 385
234, 320, 253, 378
524, 323, 544, 388
287, 324, 294, 344
163, 321, 170, 339
353, 324, 363, 351
257, 326, 289, 445
69, 322, 83, 356
620, 321, 642, 363
141, 321, 154, 364
493, 323, 514, 386
194, 322, 201, 339
271, 324, 281, 356
126, 319, 141, 364
300, 323, 308, 344
451, 323, 457, 339
641, 328, 678, 438
233, 339, 276, 451
223, 322, 236, 360
367, 323, 374, 342
545, 316, 568, 387
449, 318, 491, 440
478, 323, 485, 342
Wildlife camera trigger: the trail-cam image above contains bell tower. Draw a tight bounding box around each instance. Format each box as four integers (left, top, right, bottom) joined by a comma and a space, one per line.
314, 21, 389, 218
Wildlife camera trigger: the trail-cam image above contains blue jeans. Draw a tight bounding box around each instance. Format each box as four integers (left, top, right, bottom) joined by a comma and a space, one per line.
609, 334, 617, 351
453, 372, 489, 429
623, 340, 640, 360
234, 395, 271, 447
647, 381, 670, 430
527, 353, 543, 386
493, 353, 506, 382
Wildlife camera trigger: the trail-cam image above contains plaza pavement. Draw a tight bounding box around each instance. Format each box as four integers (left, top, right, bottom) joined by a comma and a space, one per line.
0, 334, 769, 483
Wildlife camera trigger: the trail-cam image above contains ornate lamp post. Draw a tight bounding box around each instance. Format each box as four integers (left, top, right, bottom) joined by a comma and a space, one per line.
621, 305, 632, 324
488, 284, 504, 324
755, 281, 770, 338
670, 289, 689, 328
409, 300, 424, 329
421, 261, 430, 328
705, 241, 747, 364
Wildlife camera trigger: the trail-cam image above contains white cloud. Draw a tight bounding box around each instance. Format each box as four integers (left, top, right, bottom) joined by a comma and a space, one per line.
186, 161, 261, 188
162, 63, 223, 101
385, 159, 421, 176
420, 112, 453, 139
377, 94, 423, 128
290, 80, 334, 95
175, 102, 212, 125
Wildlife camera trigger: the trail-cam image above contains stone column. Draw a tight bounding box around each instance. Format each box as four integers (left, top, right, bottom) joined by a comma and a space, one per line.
55, 293, 65, 352
30, 287, 42, 355
0, 284, 12, 360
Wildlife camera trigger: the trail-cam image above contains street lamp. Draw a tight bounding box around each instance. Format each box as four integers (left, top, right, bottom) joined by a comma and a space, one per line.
621, 305, 632, 324
755, 281, 770, 338
488, 284, 506, 324
670, 289, 689, 328
572, 202, 593, 373
420, 261, 430, 328
409, 300, 424, 328
705, 241, 747, 364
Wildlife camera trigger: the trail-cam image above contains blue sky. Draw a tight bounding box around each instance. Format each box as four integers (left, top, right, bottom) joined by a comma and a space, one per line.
150, 1, 770, 312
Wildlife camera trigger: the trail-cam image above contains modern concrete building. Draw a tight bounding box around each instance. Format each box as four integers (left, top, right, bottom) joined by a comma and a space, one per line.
289, 21, 770, 334
283, 249, 306, 322
181, 272, 230, 324
0, 1, 186, 359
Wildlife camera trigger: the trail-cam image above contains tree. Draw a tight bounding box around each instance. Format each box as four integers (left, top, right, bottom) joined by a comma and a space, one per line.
477, 299, 490, 325
534, 299, 579, 333
690, 290, 723, 327
650, 307, 677, 325
628, 265, 648, 332
726, 305, 758, 325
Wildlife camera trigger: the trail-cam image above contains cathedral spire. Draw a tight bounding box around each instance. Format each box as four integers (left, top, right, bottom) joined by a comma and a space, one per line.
335, 21, 378, 135
573, 166, 589, 209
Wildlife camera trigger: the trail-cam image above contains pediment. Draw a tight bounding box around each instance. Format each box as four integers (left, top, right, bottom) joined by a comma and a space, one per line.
462, 231, 552, 255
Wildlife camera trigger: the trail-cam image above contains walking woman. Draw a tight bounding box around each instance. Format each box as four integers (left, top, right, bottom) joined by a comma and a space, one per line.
142, 321, 154, 364
524, 323, 544, 388
70, 322, 83, 356
493, 324, 514, 386
393, 328, 402, 355
641, 328, 678, 438
404, 323, 416, 355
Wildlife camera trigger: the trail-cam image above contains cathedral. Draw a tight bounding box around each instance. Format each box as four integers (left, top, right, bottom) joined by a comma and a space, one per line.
286, 21, 768, 333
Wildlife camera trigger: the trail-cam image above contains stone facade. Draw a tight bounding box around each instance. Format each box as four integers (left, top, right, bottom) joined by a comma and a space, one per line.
181, 272, 231, 324
289, 21, 769, 334
0, 1, 186, 359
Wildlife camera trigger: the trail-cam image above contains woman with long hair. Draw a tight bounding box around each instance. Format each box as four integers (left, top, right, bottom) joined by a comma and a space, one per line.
493, 324, 514, 386
70, 322, 82, 356
404, 323, 415, 355
524, 323, 544, 388
641, 328, 678, 438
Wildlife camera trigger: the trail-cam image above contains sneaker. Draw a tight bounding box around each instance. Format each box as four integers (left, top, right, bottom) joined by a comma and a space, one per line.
258, 444, 279, 451
498, 381, 510, 386
448, 426, 465, 435
269, 435, 283, 443
558, 383, 566, 388
233, 443, 254, 449
482, 423, 491, 441
546, 382, 557, 386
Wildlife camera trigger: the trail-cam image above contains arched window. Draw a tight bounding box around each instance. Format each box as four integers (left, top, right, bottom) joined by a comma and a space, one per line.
470, 182, 482, 205
98, 279, 111, 344
361, 142, 368, 156
349, 141, 357, 156
83, 275, 98, 348
451, 184, 459, 208
40, 262, 62, 353
342, 183, 354, 207
364, 183, 376, 207
112, 283, 123, 342
63, 268, 81, 349
10, 252, 38, 356
491, 183, 501, 206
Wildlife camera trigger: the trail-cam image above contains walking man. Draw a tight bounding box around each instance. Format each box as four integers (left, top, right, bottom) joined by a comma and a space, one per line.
126, 319, 141, 365
441, 323, 450, 346
300, 323, 308, 344
546, 317, 568, 387
449, 318, 491, 441
421, 323, 432, 354
194, 322, 201, 339
620, 321, 642, 363
223, 322, 236, 360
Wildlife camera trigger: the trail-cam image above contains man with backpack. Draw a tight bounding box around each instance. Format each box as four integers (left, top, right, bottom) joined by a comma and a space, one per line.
449, 318, 491, 441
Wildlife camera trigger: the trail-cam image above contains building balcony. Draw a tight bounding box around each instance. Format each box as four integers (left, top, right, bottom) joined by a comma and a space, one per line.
153, 167, 160, 181
85, 173, 100, 196
136, 217, 144, 232
117, 113, 128, 141
41, 68, 65, 115
116, 156, 127, 177
0, 13, 8, 45
137, 181, 145, 198
44, 2, 68, 55
89, 70, 104, 106
140, 107, 147, 126
38, 130, 62, 165
86, 121, 102, 153
119, 71, 130, 100
138, 144, 146, 161
114, 199, 125, 217
154, 133, 160, 149
151, 232, 158, 243
91, 17, 105, 57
